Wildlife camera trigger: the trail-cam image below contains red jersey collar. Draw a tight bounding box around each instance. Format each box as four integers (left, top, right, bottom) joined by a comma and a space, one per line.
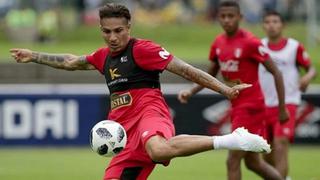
267, 38, 288, 51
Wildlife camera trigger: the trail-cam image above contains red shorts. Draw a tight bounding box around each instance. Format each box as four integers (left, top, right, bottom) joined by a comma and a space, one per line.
265, 104, 297, 143
231, 106, 266, 138
104, 110, 175, 180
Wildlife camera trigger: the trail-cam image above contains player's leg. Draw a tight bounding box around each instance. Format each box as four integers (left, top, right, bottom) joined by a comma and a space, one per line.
145, 134, 212, 161
144, 127, 271, 162
105, 165, 155, 180
244, 152, 283, 180
263, 107, 277, 167
273, 137, 289, 178
263, 147, 275, 166
272, 104, 297, 178
227, 150, 246, 180
104, 123, 157, 180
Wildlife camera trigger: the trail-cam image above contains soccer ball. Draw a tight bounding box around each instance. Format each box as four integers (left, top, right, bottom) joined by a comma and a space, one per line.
90, 120, 127, 157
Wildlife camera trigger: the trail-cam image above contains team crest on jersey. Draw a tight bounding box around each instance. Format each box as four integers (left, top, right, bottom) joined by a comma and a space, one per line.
234, 48, 242, 58
120, 56, 128, 63
216, 48, 221, 55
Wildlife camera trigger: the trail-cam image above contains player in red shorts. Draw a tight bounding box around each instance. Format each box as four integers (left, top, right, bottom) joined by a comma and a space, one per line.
178, 1, 288, 180
10, 3, 271, 180
259, 11, 317, 179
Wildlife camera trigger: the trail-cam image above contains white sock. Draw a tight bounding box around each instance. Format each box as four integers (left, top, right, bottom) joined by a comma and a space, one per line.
213, 133, 241, 150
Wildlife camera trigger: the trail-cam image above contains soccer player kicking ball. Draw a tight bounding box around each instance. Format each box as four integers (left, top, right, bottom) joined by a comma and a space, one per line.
10, 3, 270, 180
178, 1, 288, 180
259, 11, 317, 179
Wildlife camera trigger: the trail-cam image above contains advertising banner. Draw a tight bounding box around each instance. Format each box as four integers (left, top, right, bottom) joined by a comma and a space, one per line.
0, 95, 108, 145
0, 89, 319, 145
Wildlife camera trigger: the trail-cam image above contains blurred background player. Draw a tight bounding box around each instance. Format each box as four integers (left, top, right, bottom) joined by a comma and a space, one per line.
259, 11, 317, 179
10, 3, 271, 180
178, 1, 288, 180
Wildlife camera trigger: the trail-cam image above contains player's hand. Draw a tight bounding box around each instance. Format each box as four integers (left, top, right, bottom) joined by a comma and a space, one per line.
299, 76, 310, 92
10, 48, 33, 63
279, 107, 289, 124
226, 83, 252, 99
178, 89, 192, 104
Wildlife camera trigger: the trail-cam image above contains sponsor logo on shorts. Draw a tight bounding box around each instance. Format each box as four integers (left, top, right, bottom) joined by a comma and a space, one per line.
142, 131, 149, 138
110, 92, 132, 110
283, 127, 290, 135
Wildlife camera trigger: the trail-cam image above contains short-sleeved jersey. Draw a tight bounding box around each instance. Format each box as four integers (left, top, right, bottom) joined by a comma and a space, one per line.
209, 29, 269, 109
86, 38, 173, 130
259, 38, 311, 106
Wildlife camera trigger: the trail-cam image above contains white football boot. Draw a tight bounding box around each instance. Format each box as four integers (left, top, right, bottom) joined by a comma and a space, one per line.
232, 127, 271, 153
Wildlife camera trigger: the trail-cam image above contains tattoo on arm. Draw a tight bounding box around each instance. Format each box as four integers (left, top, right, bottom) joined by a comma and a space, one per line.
31, 52, 93, 70
32, 52, 65, 64
166, 56, 230, 95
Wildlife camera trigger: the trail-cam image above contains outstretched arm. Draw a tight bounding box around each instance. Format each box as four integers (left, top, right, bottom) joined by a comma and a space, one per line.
166, 56, 251, 99
10, 48, 95, 71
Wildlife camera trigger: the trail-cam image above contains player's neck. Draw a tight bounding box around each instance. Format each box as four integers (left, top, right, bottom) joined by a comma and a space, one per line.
268, 36, 283, 44
225, 29, 239, 37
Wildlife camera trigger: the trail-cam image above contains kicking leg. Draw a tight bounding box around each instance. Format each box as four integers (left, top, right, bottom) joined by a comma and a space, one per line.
145, 127, 271, 162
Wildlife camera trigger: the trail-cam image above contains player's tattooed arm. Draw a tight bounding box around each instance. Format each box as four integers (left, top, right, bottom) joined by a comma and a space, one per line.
177, 60, 220, 103
190, 61, 220, 95
10, 48, 94, 70
31, 52, 95, 70
166, 56, 250, 99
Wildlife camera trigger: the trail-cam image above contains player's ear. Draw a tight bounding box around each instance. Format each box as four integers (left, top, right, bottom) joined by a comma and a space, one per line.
239, 13, 243, 21
127, 22, 131, 33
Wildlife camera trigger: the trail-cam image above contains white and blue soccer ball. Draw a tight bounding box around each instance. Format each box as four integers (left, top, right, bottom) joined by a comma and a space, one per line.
90, 120, 127, 157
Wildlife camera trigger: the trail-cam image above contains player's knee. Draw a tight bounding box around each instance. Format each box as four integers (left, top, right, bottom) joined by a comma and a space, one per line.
244, 160, 258, 171
244, 156, 260, 171
227, 154, 241, 169
274, 138, 289, 151
145, 136, 172, 162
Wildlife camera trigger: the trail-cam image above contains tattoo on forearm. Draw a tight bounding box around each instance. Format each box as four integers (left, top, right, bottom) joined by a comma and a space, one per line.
167, 58, 229, 95
32, 52, 65, 64
30, 52, 91, 70
183, 65, 225, 94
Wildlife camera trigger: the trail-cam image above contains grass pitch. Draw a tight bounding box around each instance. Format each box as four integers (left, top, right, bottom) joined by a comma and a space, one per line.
0, 146, 319, 180
2, 23, 320, 83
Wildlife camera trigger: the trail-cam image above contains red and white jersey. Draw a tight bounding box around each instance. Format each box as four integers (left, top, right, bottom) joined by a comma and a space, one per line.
259, 38, 311, 107
209, 29, 269, 109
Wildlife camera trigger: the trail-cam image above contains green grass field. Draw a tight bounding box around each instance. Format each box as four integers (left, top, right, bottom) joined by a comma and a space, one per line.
0, 146, 319, 180
2, 22, 320, 83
